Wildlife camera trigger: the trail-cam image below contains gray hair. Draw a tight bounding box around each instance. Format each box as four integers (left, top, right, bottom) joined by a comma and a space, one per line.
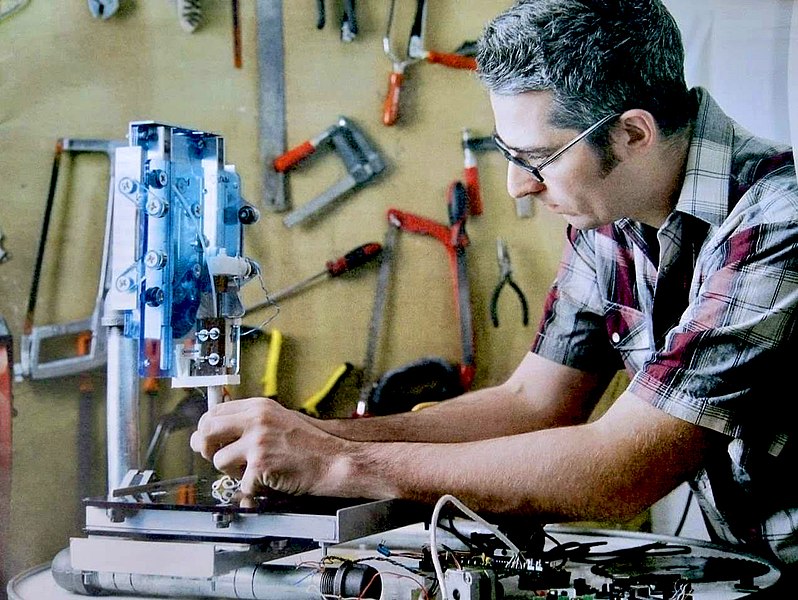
477, 0, 694, 140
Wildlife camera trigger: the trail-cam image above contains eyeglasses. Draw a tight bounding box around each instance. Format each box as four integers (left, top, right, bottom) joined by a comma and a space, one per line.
492, 113, 620, 183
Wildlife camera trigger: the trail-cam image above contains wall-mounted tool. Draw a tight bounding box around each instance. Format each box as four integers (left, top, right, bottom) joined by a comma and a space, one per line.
356, 184, 476, 417
15, 138, 125, 381
256, 327, 354, 418
388, 182, 476, 391
462, 131, 533, 218
0, 317, 12, 597
0, 227, 9, 263
247, 241, 383, 314
316, 0, 358, 42
257, 0, 287, 212
461, 128, 484, 216
0, 0, 29, 22
177, 0, 203, 32
382, 0, 477, 126
490, 238, 529, 328
231, 0, 242, 68
273, 116, 386, 228
355, 218, 400, 417
87, 0, 118, 19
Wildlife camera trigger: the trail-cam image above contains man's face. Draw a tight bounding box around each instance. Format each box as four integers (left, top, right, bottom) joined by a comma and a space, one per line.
490, 90, 632, 230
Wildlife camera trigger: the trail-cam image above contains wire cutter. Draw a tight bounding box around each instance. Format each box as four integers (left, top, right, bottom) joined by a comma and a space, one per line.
489, 238, 529, 328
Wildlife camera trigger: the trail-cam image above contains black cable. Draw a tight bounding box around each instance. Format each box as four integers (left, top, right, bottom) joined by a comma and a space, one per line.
673, 488, 695, 537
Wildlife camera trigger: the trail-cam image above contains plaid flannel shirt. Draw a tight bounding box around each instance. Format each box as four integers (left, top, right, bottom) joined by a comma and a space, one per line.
532, 88, 798, 566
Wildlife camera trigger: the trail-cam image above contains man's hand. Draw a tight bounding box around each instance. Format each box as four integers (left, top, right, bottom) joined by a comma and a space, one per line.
189, 397, 352, 497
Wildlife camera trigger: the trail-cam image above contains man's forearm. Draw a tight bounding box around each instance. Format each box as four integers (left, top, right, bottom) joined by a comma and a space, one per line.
308, 382, 566, 443
317, 394, 716, 523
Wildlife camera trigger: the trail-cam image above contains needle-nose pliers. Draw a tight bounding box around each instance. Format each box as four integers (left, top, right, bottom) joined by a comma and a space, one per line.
489, 238, 529, 327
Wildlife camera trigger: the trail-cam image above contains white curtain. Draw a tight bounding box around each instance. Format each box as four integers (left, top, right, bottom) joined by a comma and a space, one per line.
663, 0, 794, 146
651, 0, 797, 539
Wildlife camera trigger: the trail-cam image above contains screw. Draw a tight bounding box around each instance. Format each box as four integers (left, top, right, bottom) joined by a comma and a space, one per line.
115, 276, 133, 292
144, 250, 167, 269
119, 178, 138, 194
145, 198, 166, 217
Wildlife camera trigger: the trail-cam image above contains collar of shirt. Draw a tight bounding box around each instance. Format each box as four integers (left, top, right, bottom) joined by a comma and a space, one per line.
673, 87, 735, 228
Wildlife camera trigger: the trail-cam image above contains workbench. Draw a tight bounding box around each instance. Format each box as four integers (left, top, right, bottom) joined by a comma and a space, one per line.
7, 523, 783, 599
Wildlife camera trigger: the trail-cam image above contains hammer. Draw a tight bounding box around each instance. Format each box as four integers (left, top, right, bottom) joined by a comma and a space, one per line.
275, 116, 386, 228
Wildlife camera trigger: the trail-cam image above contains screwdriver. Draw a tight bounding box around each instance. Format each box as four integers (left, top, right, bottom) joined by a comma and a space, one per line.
246, 242, 383, 314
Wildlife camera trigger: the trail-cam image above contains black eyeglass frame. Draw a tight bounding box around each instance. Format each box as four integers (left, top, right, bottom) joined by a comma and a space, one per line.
492, 112, 621, 183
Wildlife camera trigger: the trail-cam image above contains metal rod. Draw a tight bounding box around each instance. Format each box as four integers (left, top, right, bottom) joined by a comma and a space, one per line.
105, 324, 140, 493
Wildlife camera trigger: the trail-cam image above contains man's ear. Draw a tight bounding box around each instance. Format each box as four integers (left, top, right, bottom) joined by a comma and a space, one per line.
614, 109, 658, 156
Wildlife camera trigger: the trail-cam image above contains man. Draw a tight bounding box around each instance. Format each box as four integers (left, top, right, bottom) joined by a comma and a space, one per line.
191, 0, 798, 570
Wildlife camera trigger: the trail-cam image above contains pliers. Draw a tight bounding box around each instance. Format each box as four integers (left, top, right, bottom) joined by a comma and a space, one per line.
489, 238, 529, 328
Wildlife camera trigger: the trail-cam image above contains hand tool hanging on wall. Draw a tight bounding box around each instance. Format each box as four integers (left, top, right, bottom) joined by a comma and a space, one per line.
16, 138, 124, 381
273, 116, 386, 228
257, 0, 288, 212
462, 130, 534, 218
490, 238, 529, 328
0, 227, 9, 263
382, 0, 477, 126
246, 242, 382, 314
231, 0, 242, 68
357, 185, 477, 417
355, 218, 400, 417
386, 182, 476, 391
87, 0, 118, 19
0, 317, 12, 597
461, 128, 484, 216
315, 0, 358, 42
177, 0, 203, 32
0, 0, 29, 22
256, 327, 354, 419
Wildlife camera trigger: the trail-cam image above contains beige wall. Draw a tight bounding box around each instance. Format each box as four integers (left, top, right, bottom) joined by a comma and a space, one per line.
0, 0, 582, 580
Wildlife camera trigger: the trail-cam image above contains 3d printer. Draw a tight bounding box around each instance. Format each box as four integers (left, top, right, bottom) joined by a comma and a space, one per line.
49, 122, 417, 599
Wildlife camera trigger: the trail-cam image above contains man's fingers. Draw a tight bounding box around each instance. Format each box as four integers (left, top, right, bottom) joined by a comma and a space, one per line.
190, 413, 248, 459
205, 396, 278, 417
240, 460, 267, 497
211, 437, 248, 476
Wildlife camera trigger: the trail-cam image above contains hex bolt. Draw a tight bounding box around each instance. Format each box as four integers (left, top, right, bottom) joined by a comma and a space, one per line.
207, 353, 221, 366
212, 512, 231, 528
143, 287, 165, 307
208, 327, 220, 340
197, 329, 209, 342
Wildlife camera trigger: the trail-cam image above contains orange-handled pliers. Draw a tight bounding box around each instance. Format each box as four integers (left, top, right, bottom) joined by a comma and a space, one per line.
382, 0, 477, 126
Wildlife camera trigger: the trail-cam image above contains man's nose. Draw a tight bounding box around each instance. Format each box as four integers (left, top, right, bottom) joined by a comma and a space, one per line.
507, 163, 546, 199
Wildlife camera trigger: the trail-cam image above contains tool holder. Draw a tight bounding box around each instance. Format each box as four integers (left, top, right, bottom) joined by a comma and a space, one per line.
273, 116, 385, 228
